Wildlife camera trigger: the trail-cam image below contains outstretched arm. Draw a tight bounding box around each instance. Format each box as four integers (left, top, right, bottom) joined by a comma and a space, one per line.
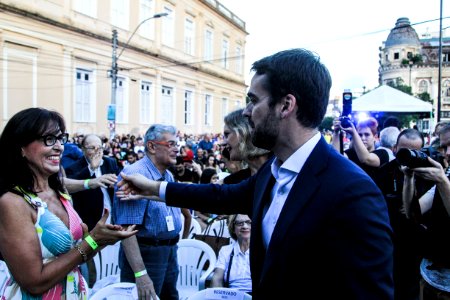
116, 172, 163, 201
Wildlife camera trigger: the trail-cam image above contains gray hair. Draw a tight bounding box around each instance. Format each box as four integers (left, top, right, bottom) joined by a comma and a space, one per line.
144, 124, 177, 151
380, 126, 400, 149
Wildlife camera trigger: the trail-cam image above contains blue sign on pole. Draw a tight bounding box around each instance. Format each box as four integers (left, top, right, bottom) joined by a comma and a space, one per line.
107, 104, 116, 121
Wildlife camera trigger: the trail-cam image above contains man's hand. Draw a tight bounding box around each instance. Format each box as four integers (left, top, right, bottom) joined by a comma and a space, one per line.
87, 149, 103, 169
411, 157, 446, 183
116, 173, 163, 201
136, 274, 158, 300
90, 173, 118, 188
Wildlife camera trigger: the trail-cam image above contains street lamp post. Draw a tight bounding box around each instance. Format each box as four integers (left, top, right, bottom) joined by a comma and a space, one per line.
109, 12, 168, 140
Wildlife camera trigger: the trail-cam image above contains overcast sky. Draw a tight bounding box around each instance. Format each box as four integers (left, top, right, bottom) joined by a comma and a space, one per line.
219, 0, 449, 98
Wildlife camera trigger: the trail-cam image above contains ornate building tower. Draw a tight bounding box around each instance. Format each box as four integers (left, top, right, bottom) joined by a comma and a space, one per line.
379, 17, 450, 122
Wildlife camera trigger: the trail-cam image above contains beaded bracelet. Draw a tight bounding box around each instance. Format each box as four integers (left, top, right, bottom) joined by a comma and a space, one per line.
74, 244, 87, 262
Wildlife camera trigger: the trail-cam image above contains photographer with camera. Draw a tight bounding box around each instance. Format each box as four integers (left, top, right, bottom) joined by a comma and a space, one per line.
376, 128, 432, 300
401, 124, 450, 299
332, 116, 390, 184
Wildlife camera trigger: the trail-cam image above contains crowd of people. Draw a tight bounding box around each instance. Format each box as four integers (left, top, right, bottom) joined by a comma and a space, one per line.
0, 47, 449, 300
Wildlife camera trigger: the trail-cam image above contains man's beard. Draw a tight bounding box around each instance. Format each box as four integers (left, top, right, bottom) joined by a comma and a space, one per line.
251, 111, 279, 150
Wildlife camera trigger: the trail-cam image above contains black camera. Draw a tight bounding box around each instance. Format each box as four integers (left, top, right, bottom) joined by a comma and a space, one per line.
396, 148, 434, 168
339, 116, 353, 128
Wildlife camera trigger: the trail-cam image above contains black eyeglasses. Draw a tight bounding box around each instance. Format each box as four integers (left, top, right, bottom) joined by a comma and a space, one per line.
40, 133, 69, 146
234, 220, 252, 227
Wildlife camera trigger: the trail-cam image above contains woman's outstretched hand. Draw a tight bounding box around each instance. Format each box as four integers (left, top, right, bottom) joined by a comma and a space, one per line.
89, 208, 138, 247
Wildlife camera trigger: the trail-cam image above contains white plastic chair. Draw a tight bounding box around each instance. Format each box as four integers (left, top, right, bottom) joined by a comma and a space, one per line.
0, 260, 11, 295
89, 282, 161, 300
202, 219, 230, 239
180, 215, 203, 239
177, 239, 217, 300
186, 287, 252, 300
93, 242, 121, 283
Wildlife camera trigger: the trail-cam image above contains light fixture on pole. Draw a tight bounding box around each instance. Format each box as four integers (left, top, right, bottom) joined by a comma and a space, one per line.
436, 0, 443, 122
109, 12, 168, 139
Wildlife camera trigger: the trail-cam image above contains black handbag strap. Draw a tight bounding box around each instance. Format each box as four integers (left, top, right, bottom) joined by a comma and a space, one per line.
225, 248, 234, 287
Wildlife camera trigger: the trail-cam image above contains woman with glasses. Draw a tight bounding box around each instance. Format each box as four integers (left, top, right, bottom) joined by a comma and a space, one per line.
211, 214, 252, 295
0, 107, 137, 299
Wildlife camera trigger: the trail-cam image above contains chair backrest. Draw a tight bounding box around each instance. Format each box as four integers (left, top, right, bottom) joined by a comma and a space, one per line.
93, 242, 121, 282
203, 219, 230, 238
89, 282, 139, 300
180, 215, 203, 239
186, 287, 252, 300
0, 260, 10, 296
177, 239, 217, 300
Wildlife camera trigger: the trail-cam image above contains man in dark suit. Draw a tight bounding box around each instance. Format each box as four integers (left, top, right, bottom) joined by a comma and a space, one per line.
117, 48, 394, 299
65, 134, 120, 230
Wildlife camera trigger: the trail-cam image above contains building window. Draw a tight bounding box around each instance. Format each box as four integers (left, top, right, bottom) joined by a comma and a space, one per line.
184, 90, 193, 125
394, 52, 399, 60
444, 80, 450, 97
204, 29, 213, 61
139, 0, 155, 40
161, 86, 174, 124
441, 111, 450, 118
222, 39, 229, 69
140, 81, 153, 124
221, 97, 228, 122
418, 80, 429, 94
116, 77, 128, 123
235, 99, 241, 108
443, 53, 450, 63
184, 18, 195, 55
235, 46, 242, 74
75, 68, 95, 122
205, 94, 212, 126
162, 6, 174, 47
73, 0, 97, 17
111, 0, 129, 30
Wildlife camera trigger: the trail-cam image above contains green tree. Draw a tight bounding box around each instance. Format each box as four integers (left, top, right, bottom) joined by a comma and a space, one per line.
387, 77, 412, 95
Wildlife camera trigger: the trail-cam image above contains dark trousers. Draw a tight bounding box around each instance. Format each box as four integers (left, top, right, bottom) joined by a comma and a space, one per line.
119, 243, 179, 300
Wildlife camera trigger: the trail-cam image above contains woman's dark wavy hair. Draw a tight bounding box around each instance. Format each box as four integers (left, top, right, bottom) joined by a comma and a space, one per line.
0, 108, 66, 196
200, 168, 217, 184
251, 48, 332, 128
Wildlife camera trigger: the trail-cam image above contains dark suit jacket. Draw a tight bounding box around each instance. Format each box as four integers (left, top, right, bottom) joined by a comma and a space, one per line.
65, 156, 120, 230
166, 137, 394, 299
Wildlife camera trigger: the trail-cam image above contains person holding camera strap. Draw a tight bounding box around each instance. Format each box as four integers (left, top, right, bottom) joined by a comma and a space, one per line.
402, 124, 450, 299
332, 117, 390, 185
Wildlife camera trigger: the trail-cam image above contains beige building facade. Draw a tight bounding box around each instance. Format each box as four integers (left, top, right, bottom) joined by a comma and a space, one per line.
0, 0, 248, 137
379, 17, 450, 126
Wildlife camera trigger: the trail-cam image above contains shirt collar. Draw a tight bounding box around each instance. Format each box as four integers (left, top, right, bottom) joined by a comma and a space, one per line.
271, 132, 321, 179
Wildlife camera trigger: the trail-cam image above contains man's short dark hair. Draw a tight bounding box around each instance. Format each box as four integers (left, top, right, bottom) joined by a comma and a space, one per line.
251, 48, 332, 128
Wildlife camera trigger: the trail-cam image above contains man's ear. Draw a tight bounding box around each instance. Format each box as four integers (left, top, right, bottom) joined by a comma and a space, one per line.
281, 94, 296, 119
147, 141, 156, 154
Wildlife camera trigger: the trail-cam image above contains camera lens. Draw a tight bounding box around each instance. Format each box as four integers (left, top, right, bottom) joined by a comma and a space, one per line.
396, 148, 431, 168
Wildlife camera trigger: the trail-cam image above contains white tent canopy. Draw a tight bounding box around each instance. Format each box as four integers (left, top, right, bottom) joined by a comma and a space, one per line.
351, 85, 432, 113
